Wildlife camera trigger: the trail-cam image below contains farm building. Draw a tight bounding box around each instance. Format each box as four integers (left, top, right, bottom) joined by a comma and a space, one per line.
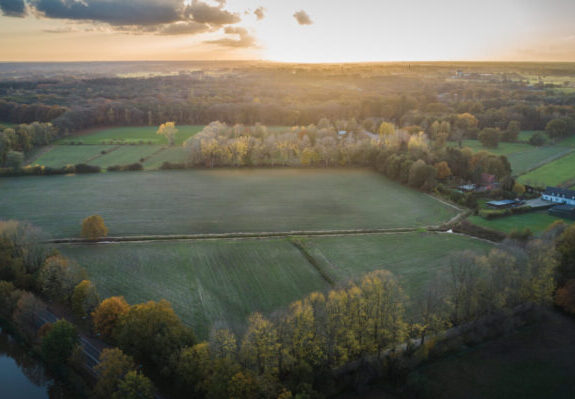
549, 205, 575, 220
486, 199, 522, 209
541, 187, 575, 206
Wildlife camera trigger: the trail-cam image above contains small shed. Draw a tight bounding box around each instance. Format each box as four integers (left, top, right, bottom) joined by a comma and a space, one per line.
486, 199, 521, 209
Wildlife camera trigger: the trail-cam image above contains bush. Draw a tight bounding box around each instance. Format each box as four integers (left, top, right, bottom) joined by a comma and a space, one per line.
160, 161, 186, 170
529, 132, 547, 146
107, 163, 143, 172
75, 164, 101, 174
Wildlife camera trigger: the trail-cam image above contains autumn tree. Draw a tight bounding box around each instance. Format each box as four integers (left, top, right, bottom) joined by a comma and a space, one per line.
94, 348, 136, 399
82, 215, 108, 240
41, 319, 79, 365
12, 292, 46, 340
378, 121, 395, 137
513, 182, 526, 196
71, 280, 100, 318
503, 120, 520, 142
38, 255, 86, 302
114, 299, 195, 370
478, 128, 500, 148
555, 280, 575, 314
434, 161, 452, 180
92, 296, 130, 338
240, 313, 280, 375
157, 122, 178, 146
112, 371, 154, 399
546, 118, 570, 139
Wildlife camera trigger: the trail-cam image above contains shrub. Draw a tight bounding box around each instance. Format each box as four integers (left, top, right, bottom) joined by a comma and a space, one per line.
82, 215, 108, 240
529, 132, 547, 146
75, 163, 101, 174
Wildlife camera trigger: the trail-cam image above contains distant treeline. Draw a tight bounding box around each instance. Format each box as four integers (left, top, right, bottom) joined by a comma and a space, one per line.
0, 65, 574, 135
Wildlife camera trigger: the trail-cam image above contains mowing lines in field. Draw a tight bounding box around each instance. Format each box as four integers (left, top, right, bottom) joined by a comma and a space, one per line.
60, 239, 331, 338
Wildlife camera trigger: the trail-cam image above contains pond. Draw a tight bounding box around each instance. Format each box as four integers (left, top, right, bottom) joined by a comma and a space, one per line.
0, 326, 67, 399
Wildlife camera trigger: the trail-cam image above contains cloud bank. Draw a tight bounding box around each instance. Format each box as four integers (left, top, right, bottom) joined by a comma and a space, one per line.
0, 0, 244, 37
293, 10, 312, 25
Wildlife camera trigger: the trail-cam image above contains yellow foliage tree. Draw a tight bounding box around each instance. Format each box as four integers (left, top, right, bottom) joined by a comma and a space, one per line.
434, 161, 452, 179
92, 296, 130, 337
513, 182, 526, 196
157, 122, 178, 146
82, 215, 108, 240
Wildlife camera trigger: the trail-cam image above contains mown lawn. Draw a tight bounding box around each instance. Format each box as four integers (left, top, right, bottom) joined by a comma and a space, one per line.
91, 146, 161, 168
408, 310, 575, 399
506, 146, 573, 176
142, 147, 187, 169
517, 151, 575, 187
28, 145, 116, 168
56, 125, 204, 145
302, 232, 492, 299
0, 169, 458, 238
467, 212, 570, 234
60, 239, 330, 338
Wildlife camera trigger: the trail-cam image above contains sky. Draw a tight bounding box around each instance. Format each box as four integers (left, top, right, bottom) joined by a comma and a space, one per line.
0, 0, 574, 62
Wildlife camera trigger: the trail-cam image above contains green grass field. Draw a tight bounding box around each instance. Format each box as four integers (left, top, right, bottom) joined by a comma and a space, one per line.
90, 146, 162, 168
60, 239, 330, 338
506, 146, 574, 176
56, 125, 204, 145
302, 232, 492, 299
408, 310, 575, 399
60, 232, 490, 337
467, 212, 570, 234
28, 145, 117, 168
0, 169, 458, 238
558, 135, 575, 147
517, 151, 575, 187
142, 147, 187, 169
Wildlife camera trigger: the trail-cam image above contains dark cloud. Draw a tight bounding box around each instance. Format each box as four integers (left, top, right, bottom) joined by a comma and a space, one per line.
293, 10, 312, 25
1, 0, 241, 36
187, 0, 239, 26
254, 6, 265, 21
207, 26, 256, 48
31, 0, 183, 26
0, 0, 26, 17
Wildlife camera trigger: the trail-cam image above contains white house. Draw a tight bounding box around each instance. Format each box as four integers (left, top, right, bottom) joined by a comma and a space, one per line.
542, 187, 575, 206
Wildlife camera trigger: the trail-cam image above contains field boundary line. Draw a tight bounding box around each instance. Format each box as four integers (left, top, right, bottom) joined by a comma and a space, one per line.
289, 238, 336, 286
84, 145, 120, 163
47, 226, 450, 244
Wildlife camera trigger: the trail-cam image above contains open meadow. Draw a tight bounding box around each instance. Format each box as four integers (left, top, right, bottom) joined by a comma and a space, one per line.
301, 232, 491, 298
0, 169, 458, 238
467, 212, 571, 234
60, 232, 491, 338
517, 151, 575, 187
56, 125, 204, 145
